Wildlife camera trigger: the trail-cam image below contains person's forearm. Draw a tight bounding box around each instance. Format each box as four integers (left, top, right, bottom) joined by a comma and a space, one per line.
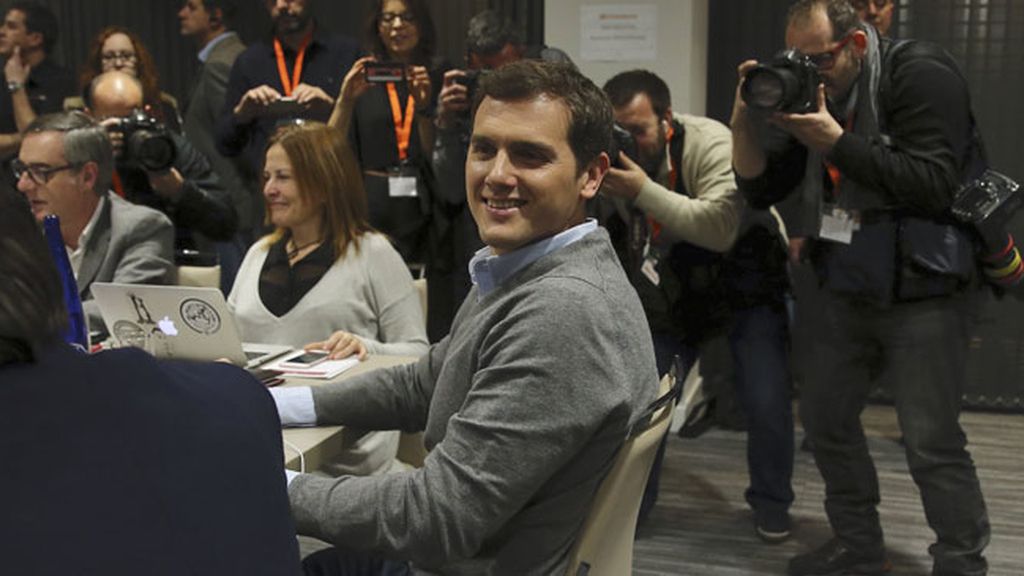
327, 95, 355, 134
732, 117, 767, 179
11, 89, 36, 133
0, 132, 21, 157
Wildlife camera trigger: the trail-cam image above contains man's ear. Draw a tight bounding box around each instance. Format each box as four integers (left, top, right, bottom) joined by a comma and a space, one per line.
851, 29, 868, 55
662, 106, 674, 127
579, 152, 610, 201
78, 161, 100, 193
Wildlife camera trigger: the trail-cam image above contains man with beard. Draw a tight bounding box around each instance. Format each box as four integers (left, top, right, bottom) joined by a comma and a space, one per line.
600, 69, 794, 540
217, 0, 359, 176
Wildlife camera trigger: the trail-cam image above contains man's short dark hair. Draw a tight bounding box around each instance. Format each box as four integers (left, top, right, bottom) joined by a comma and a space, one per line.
473, 60, 612, 173
0, 188, 66, 365
466, 9, 522, 57
603, 69, 672, 119
199, 0, 238, 29
9, 1, 59, 55
787, 0, 863, 40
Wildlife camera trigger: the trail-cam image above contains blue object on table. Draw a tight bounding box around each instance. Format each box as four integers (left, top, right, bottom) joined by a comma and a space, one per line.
42, 214, 89, 352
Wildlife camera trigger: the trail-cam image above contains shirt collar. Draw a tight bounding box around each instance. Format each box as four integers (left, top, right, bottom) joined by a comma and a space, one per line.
198, 31, 236, 63
469, 219, 597, 298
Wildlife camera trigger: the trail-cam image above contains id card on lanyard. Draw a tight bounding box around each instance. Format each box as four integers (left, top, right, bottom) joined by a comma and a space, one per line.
386, 81, 418, 197
819, 105, 860, 244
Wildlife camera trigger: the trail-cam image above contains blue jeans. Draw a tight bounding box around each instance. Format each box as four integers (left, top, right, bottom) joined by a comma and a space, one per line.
729, 304, 794, 517
801, 290, 989, 574
639, 332, 699, 521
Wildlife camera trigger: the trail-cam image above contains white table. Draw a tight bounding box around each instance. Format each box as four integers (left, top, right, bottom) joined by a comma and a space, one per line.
280, 355, 417, 471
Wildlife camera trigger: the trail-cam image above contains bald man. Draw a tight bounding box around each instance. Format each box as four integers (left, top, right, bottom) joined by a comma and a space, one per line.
87, 70, 237, 254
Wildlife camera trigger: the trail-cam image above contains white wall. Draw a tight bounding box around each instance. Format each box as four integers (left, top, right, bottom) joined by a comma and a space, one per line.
544, 0, 708, 116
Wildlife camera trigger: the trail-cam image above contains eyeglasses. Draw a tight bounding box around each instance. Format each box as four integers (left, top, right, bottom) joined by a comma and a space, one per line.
851, 0, 891, 10
806, 34, 853, 71
100, 51, 137, 64
11, 159, 80, 185
379, 11, 415, 26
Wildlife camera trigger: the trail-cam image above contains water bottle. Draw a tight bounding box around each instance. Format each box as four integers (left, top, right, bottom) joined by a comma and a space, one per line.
42, 214, 90, 352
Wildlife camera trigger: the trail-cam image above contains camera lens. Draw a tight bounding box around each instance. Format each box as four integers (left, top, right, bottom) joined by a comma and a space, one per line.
128, 131, 176, 172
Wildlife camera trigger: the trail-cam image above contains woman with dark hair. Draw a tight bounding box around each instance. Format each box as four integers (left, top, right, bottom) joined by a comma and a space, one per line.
228, 122, 427, 477
0, 187, 302, 574
328, 0, 447, 267
0, 189, 65, 366
67, 26, 183, 132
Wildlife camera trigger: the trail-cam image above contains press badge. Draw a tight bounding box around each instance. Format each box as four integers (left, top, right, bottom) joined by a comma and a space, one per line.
819, 206, 860, 245
387, 164, 418, 198
640, 239, 661, 286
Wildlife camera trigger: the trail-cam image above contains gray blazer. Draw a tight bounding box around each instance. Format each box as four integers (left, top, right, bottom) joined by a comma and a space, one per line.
183, 33, 255, 233
80, 192, 175, 331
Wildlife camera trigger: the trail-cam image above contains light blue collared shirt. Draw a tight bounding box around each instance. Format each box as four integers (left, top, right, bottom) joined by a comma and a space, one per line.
469, 219, 598, 299
198, 31, 236, 63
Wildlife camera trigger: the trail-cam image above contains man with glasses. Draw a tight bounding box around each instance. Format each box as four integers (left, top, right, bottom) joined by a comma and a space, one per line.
15, 111, 173, 331
0, 1, 73, 161
732, 1, 989, 575
216, 0, 359, 176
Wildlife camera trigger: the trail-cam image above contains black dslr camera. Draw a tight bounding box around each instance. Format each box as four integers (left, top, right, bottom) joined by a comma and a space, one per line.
741, 49, 821, 114
116, 109, 176, 172
607, 124, 638, 169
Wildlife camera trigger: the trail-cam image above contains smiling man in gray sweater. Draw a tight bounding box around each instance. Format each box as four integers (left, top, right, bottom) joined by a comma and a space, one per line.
272, 60, 659, 575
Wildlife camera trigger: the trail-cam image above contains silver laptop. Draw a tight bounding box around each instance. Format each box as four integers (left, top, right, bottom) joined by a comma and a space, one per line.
91, 283, 292, 368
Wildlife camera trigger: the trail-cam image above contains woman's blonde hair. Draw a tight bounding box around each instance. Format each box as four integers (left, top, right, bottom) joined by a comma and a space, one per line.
263, 122, 371, 258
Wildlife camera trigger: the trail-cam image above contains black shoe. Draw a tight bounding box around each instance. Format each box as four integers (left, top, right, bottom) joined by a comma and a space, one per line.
787, 538, 891, 575
754, 508, 791, 544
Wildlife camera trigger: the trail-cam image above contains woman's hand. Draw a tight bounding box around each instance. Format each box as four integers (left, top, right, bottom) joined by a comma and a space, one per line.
339, 56, 376, 105
408, 65, 431, 109
306, 331, 367, 361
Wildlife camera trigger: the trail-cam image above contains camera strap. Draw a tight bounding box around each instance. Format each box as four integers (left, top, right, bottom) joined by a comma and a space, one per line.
273, 32, 312, 97
386, 82, 416, 162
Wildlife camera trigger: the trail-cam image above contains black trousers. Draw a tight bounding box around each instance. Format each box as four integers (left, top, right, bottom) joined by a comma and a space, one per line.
802, 289, 990, 575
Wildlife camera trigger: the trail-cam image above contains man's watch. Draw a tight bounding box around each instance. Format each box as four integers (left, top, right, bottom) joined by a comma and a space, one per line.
6, 81, 23, 93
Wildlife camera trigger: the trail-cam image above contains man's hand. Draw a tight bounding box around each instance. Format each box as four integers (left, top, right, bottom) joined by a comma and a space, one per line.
147, 168, 186, 201
436, 69, 469, 130
306, 331, 367, 361
3, 46, 29, 85
233, 84, 283, 122
601, 151, 649, 201
408, 65, 431, 109
772, 84, 844, 154
729, 59, 759, 133
291, 83, 333, 114
99, 117, 125, 156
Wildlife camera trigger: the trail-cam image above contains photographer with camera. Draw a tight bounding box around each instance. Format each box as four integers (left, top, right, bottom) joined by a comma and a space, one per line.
731, 1, 990, 574
87, 71, 237, 255
599, 69, 794, 541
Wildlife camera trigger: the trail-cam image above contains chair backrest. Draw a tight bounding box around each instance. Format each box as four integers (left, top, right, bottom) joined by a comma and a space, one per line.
177, 265, 221, 289
565, 373, 675, 576
412, 278, 428, 325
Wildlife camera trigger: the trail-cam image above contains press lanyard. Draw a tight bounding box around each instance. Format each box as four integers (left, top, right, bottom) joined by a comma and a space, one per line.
386, 81, 415, 161
273, 33, 312, 97
646, 123, 678, 244
824, 107, 857, 198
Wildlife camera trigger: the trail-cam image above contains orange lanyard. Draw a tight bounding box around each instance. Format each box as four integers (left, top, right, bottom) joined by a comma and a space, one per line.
648, 124, 678, 243
112, 171, 125, 198
386, 81, 415, 161
273, 33, 311, 97
824, 113, 856, 197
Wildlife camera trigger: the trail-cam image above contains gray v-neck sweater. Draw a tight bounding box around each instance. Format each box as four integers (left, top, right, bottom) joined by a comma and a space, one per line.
289, 228, 658, 574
